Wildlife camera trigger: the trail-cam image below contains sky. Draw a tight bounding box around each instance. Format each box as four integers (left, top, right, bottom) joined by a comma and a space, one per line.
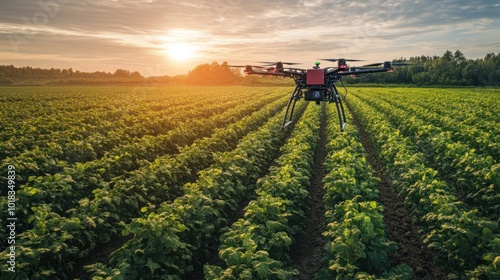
0, 0, 499, 76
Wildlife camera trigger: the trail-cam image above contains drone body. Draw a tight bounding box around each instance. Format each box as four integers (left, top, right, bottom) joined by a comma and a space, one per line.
230, 59, 411, 130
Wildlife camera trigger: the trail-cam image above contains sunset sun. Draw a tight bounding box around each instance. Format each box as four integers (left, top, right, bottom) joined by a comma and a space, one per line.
166, 42, 196, 61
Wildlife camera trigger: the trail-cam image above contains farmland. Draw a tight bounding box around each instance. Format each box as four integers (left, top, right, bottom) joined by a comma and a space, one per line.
0, 85, 498, 279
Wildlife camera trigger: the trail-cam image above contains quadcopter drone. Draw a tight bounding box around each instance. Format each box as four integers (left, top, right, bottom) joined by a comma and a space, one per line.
229, 59, 413, 131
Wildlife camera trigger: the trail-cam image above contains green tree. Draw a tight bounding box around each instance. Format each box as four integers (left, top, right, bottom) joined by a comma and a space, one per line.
186, 61, 242, 85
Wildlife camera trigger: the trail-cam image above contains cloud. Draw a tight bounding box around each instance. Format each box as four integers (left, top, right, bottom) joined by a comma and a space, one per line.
0, 0, 498, 75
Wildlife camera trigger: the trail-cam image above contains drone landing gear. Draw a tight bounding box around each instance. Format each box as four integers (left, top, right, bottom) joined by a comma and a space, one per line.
281, 84, 347, 131
330, 84, 347, 131
281, 85, 302, 129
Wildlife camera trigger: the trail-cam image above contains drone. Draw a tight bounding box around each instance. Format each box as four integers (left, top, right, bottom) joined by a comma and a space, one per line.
229, 59, 413, 131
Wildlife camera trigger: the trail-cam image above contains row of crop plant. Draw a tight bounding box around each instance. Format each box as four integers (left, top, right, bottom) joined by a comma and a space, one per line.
204, 103, 321, 279
205, 102, 412, 279
0, 86, 254, 143
315, 103, 412, 279
0, 92, 293, 279
0, 92, 283, 238
375, 91, 499, 160
202, 101, 414, 280
84, 103, 308, 279
0, 87, 260, 159
377, 88, 499, 124
0, 89, 276, 191
348, 92, 499, 279
352, 90, 499, 222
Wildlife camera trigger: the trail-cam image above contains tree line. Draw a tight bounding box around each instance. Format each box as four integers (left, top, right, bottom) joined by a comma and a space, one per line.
0, 50, 498, 86
0, 66, 146, 85
344, 50, 499, 86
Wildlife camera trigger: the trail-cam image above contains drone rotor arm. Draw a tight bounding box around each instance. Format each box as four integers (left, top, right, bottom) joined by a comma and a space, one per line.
338, 65, 393, 76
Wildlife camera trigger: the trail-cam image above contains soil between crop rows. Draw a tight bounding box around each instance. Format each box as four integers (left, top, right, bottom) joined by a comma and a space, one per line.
348, 102, 447, 280
291, 104, 328, 279
69, 102, 448, 280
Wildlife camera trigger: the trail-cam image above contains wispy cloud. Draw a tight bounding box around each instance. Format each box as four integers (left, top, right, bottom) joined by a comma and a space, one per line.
0, 0, 498, 75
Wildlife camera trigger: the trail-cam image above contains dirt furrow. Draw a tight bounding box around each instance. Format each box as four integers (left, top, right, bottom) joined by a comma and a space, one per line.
291, 104, 328, 280
347, 102, 447, 280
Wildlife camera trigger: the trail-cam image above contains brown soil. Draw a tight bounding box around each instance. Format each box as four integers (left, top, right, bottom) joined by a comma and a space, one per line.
290, 104, 328, 279
70, 103, 449, 280
69, 235, 132, 280
348, 102, 447, 280
185, 108, 303, 280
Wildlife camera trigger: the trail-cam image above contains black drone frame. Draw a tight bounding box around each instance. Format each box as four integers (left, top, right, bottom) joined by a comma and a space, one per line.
237, 60, 402, 130
280, 72, 348, 130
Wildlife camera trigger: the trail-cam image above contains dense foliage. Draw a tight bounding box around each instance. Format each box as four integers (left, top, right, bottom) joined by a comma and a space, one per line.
87, 98, 307, 279
0, 86, 290, 278
0, 86, 498, 279
348, 88, 499, 279
0, 66, 146, 85
316, 104, 412, 280
344, 50, 500, 86
186, 62, 242, 85
204, 103, 321, 279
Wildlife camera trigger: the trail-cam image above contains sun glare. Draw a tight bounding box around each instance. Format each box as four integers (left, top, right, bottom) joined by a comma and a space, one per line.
166, 42, 195, 61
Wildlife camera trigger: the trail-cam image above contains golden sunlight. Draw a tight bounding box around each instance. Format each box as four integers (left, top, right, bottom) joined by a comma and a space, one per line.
166, 42, 196, 61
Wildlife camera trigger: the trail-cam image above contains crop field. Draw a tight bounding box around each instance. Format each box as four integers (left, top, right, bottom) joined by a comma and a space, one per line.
0, 85, 498, 280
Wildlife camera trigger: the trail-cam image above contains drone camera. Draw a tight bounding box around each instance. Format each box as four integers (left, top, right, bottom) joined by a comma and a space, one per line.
304, 90, 324, 101
306, 69, 324, 85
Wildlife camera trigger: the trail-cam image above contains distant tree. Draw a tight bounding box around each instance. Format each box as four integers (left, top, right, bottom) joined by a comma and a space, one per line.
0, 51, 498, 86
344, 50, 499, 86
463, 61, 481, 85
186, 61, 241, 85
113, 69, 131, 77
0, 71, 13, 84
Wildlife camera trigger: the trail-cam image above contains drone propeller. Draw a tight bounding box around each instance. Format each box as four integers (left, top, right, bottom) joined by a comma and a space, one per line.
360, 61, 416, 68
360, 62, 384, 67
320, 58, 364, 62
287, 67, 307, 71
227, 65, 266, 68
258, 61, 301, 66
391, 61, 417, 66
